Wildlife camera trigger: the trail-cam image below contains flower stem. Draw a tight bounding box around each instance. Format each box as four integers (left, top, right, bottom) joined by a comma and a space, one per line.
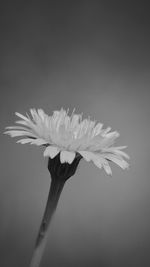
29, 178, 65, 267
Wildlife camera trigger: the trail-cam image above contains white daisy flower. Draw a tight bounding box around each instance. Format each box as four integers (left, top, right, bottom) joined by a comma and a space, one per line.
5, 107, 130, 267
5, 108, 129, 175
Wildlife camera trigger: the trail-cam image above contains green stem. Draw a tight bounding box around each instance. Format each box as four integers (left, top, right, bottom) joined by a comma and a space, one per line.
29, 178, 65, 267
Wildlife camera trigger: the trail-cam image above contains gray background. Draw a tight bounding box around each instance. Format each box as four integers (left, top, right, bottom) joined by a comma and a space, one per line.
0, 1, 150, 266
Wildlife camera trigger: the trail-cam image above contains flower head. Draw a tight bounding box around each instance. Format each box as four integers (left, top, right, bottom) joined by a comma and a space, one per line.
5, 108, 129, 175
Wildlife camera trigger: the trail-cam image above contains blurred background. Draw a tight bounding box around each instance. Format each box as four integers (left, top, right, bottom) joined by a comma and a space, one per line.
0, 1, 150, 266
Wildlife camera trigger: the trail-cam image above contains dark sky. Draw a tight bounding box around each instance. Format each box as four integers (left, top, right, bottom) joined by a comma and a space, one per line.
0, 1, 150, 267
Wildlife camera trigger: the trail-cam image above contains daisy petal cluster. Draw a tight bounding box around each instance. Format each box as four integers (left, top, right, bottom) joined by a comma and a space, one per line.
5, 108, 129, 175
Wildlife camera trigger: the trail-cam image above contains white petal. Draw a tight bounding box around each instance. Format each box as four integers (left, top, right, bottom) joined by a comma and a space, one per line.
70, 114, 80, 128
101, 127, 111, 135
31, 109, 43, 126
38, 109, 45, 121
15, 112, 29, 121
108, 146, 127, 150
17, 138, 34, 144
102, 147, 130, 159
103, 154, 129, 169
31, 138, 48, 146
15, 120, 31, 126
4, 130, 37, 138
93, 158, 103, 169
5, 126, 30, 130
94, 132, 120, 149
102, 159, 112, 175
116, 150, 130, 159
93, 156, 112, 175
78, 151, 95, 162
93, 123, 103, 136
60, 151, 76, 164
17, 138, 48, 146
105, 131, 120, 138
43, 146, 60, 158
79, 150, 112, 175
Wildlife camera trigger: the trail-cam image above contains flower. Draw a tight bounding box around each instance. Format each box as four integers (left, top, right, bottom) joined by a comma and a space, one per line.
5, 108, 129, 175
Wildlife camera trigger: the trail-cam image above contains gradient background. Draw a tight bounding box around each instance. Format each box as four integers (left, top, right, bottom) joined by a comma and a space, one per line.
0, 1, 150, 266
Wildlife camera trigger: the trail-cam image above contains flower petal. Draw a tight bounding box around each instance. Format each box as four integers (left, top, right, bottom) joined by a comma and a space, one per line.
30, 138, 48, 146
93, 156, 112, 175
17, 138, 34, 144
105, 131, 120, 138
15, 112, 30, 121
92, 158, 102, 169
43, 146, 60, 158
92, 123, 103, 136
101, 159, 112, 175
4, 130, 37, 138
5, 126, 30, 130
101, 127, 111, 136
78, 151, 95, 162
17, 138, 48, 146
37, 109, 46, 121
102, 148, 130, 159
15, 120, 31, 126
60, 151, 76, 164
103, 154, 129, 169
70, 114, 80, 129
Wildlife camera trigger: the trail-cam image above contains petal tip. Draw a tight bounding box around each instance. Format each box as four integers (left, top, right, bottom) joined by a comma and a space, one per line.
43, 146, 60, 158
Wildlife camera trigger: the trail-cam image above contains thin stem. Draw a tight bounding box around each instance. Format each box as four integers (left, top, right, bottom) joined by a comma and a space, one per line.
29, 178, 65, 267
